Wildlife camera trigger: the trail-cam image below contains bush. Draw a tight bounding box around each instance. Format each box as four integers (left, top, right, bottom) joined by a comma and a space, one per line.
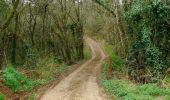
3, 67, 47, 92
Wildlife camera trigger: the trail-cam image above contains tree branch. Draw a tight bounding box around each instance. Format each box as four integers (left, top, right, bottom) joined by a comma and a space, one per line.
1, 0, 19, 31
92, 0, 116, 17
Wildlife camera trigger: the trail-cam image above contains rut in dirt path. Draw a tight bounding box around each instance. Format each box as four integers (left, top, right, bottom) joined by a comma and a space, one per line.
40, 38, 108, 100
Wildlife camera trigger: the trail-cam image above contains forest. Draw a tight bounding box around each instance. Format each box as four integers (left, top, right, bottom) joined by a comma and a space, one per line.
0, 0, 170, 100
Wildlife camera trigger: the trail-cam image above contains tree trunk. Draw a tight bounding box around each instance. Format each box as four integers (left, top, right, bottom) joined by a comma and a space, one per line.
11, 14, 19, 64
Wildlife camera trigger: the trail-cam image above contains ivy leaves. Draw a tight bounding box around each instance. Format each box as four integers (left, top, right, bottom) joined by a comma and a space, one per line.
125, 0, 169, 81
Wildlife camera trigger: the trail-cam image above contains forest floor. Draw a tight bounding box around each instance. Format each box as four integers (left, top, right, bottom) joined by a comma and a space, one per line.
39, 38, 110, 100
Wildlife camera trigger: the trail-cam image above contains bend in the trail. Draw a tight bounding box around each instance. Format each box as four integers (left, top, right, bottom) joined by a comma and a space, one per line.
40, 38, 108, 100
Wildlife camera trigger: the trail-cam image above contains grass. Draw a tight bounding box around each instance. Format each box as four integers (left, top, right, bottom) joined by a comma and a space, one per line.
56, 63, 69, 74
3, 67, 47, 92
0, 92, 5, 100
2, 54, 87, 99
165, 77, 170, 83
103, 43, 124, 71
0, 44, 91, 98
102, 59, 170, 100
0, 53, 81, 99
84, 42, 91, 59
35, 57, 59, 80
28, 92, 36, 100
36, 57, 70, 80
103, 79, 170, 100
1, 56, 76, 99
102, 42, 170, 100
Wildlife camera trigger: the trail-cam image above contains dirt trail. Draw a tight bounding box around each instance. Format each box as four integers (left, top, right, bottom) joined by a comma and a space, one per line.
40, 38, 108, 100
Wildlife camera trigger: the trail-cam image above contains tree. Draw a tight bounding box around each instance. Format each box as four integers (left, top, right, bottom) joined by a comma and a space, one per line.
0, 0, 85, 68
125, 0, 170, 83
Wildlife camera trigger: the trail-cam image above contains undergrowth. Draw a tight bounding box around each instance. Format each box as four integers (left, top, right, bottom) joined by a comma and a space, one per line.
165, 77, 170, 83
84, 42, 91, 59
104, 44, 124, 71
36, 57, 70, 80
103, 79, 170, 100
35, 57, 58, 80
102, 42, 170, 100
102, 61, 170, 100
1, 57, 74, 99
0, 92, 5, 100
57, 63, 69, 74
3, 67, 47, 92
1, 39, 90, 98
28, 92, 36, 100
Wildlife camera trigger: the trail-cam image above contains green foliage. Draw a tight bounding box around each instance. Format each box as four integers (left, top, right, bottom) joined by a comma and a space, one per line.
3, 67, 32, 92
104, 44, 124, 70
0, 0, 84, 69
125, 0, 170, 81
102, 62, 110, 79
0, 0, 9, 22
57, 63, 69, 74
102, 59, 170, 100
84, 44, 91, 59
36, 57, 57, 80
165, 77, 170, 83
25, 47, 37, 69
137, 84, 170, 96
103, 79, 170, 100
28, 93, 36, 100
36, 56, 70, 81
0, 92, 5, 100
3, 67, 47, 92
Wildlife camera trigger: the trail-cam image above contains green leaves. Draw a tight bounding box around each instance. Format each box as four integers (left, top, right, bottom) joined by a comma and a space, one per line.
0, 0, 9, 25
0, 92, 5, 100
103, 79, 170, 100
3, 67, 47, 92
3, 67, 24, 92
57, 63, 69, 74
125, 0, 169, 81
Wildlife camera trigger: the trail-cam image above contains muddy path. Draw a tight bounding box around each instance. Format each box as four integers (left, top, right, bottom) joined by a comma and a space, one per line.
40, 38, 108, 100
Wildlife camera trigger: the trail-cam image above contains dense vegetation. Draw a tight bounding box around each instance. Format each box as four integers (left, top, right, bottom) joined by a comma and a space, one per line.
3, 67, 47, 92
0, 0, 84, 69
0, 0, 85, 99
103, 79, 170, 100
94, 0, 170, 83
125, 0, 170, 83
98, 0, 170, 99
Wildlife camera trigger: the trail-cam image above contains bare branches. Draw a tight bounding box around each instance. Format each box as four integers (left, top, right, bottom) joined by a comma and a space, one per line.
1, 0, 19, 31
92, 0, 116, 17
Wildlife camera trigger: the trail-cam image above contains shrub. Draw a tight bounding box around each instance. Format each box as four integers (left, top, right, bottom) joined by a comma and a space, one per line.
3, 67, 47, 92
